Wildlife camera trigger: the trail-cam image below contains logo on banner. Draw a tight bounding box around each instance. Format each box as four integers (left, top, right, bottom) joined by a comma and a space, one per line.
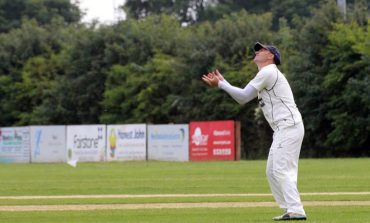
109, 128, 117, 158
117, 129, 145, 139
191, 127, 208, 146
213, 130, 231, 136
150, 130, 183, 141
34, 129, 42, 157
179, 128, 186, 141
98, 127, 103, 139
1, 130, 23, 145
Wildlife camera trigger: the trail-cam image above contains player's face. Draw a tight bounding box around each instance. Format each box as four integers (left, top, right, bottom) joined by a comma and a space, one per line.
253, 48, 273, 64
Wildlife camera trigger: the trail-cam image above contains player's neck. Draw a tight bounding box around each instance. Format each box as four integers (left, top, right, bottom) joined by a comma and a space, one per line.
257, 62, 275, 71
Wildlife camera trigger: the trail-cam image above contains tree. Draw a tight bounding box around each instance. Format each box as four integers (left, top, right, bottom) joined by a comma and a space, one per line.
101, 15, 190, 124
123, 0, 324, 29
270, 0, 321, 28
286, 1, 370, 157
287, 1, 342, 157
0, 0, 81, 33
41, 24, 109, 124
0, 20, 66, 126
1, 0, 368, 158
124, 0, 207, 25
101, 53, 187, 124
321, 21, 370, 156
0, 75, 15, 125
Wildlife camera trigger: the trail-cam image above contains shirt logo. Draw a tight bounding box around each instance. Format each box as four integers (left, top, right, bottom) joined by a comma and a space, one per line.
258, 98, 265, 107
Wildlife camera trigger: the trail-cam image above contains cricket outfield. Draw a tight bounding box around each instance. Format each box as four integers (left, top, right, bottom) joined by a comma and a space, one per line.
0, 159, 369, 222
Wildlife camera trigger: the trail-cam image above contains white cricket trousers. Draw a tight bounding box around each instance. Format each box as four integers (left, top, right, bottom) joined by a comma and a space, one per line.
266, 122, 305, 215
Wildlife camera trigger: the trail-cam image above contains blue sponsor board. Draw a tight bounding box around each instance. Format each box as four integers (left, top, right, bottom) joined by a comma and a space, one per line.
0, 127, 30, 163
148, 124, 189, 161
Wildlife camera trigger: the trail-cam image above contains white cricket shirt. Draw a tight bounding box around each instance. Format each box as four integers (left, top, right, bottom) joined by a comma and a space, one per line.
249, 64, 302, 131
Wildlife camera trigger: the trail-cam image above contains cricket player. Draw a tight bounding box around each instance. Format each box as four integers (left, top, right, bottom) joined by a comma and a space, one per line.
202, 42, 307, 221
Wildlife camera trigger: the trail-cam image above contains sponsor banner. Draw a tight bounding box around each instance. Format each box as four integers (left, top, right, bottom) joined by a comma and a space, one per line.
30, 126, 66, 163
66, 125, 106, 162
148, 124, 189, 161
106, 124, 146, 161
0, 127, 30, 163
189, 120, 235, 161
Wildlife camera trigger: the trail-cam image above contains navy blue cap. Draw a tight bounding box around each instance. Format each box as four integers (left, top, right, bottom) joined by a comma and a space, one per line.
254, 42, 281, 65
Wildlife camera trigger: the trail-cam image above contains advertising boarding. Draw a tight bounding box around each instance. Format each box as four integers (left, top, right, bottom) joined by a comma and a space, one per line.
0, 127, 30, 163
30, 126, 66, 163
106, 124, 146, 161
189, 120, 235, 161
148, 124, 189, 161
66, 125, 106, 162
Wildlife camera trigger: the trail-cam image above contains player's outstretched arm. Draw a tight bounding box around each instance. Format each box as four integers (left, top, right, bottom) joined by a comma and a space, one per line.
219, 82, 258, 105
203, 69, 257, 105
202, 70, 257, 104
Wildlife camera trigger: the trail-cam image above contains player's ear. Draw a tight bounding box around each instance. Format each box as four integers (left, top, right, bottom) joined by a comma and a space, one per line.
268, 53, 275, 61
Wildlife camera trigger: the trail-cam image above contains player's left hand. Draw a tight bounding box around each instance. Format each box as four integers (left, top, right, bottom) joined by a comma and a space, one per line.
202, 71, 221, 87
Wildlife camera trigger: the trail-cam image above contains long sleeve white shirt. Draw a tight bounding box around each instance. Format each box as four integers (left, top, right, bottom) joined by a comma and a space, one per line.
218, 64, 302, 131
218, 80, 258, 105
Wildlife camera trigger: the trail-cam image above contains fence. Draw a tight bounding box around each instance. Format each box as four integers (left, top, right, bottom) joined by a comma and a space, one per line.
0, 121, 240, 163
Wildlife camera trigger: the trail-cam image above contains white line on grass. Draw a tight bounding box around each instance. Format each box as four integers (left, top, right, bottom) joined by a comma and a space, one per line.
1, 201, 370, 212
0, 192, 370, 200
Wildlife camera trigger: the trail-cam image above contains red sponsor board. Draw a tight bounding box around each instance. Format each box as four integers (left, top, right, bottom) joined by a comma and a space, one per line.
189, 120, 235, 161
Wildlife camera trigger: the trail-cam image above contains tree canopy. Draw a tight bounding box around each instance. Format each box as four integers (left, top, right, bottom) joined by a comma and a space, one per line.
0, 0, 369, 158
0, 0, 81, 32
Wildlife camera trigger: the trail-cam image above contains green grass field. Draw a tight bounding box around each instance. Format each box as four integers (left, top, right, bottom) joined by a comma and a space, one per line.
0, 158, 369, 222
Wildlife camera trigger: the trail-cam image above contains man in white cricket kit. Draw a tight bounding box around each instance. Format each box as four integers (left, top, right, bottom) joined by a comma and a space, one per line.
202, 42, 307, 221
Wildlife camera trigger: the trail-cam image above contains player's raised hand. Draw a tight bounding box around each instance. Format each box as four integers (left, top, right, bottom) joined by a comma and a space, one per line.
202, 70, 224, 87
202, 72, 218, 87
214, 69, 224, 81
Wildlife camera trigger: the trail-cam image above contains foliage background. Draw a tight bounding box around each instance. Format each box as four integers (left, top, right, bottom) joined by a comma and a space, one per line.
0, 0, 369, 158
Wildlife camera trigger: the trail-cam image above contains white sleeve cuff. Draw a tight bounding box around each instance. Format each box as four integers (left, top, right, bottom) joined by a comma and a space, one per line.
218, 79, 231, 89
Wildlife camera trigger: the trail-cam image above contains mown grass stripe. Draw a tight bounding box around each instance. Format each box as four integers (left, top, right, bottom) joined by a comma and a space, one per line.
1, 192, 370, 200
1, 201, 370, 212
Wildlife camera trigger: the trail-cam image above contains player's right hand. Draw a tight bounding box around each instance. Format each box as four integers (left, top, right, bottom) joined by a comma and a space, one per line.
215, 69, 225, 81
202, 71, 219, 87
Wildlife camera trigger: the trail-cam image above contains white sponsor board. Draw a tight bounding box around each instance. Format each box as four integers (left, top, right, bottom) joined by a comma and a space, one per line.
30, 126, 66, 163
0, 127, 30, 163
148, 124, 189, 161
66, 125, 106, 162
106, 124, 146, 161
